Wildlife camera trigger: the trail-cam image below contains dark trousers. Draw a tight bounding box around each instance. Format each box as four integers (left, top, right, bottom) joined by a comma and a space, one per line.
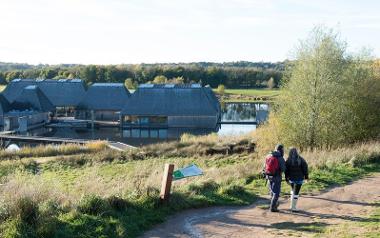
269, 176, 281, 209
290, 183, 302, 195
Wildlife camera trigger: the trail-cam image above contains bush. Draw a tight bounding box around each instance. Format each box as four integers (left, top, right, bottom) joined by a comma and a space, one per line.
187, 180, 220, 195
12, 197, 39, 225
77, 195, 110, 215
218, 184, 245, 196
216, 84, 225, 94
86, 141, 108, 151
106, 196, 129, 211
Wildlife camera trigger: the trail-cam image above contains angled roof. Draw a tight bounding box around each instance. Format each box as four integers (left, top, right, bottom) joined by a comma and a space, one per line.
2, 78, 86, 107
77, 83, 131, 110
36, 79, 86, 107
10, 85, 55, 112
0, 94, 11, 114
121, 84, 220, 116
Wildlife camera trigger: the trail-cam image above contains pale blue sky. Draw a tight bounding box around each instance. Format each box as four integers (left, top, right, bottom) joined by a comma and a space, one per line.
0, 0, 379, 64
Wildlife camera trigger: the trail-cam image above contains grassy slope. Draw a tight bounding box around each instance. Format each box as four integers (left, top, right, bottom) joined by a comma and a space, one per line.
214, 88, 281, 102
0, 139, 379, 237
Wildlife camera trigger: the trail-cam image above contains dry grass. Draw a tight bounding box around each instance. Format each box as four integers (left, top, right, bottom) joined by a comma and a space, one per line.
86, 140, 108, 151
141, 133, 255, 157
0, 142, 109, 161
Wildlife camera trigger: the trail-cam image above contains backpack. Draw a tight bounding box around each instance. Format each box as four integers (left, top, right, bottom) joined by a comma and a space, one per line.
265, 153, 279, 176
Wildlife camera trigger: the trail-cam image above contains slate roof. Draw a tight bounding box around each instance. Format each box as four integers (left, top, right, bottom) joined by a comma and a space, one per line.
0, 94, 11, 114
3, 78, 86, 107
77, 83, 131, 110
121, 84, 220, 116
9, 85, 55, 112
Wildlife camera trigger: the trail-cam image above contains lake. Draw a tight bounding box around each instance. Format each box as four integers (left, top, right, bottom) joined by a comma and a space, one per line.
25, 103, 269, 146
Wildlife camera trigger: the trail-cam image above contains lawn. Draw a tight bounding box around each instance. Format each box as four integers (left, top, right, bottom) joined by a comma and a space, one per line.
224, 88, 281, 97
214, 88, 281, 102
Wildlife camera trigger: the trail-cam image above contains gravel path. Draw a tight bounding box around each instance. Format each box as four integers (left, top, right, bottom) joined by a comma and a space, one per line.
142, 173, 380, 238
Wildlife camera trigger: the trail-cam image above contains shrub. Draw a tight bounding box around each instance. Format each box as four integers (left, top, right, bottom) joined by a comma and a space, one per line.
218, 184, 245, 197
107, 196, 129, 211
216, 84, 225, 94
20, 160, 39, 174
86, 140, 108, 151
187, 180, 220, 195
77, 195, 110, 215
13, 197, 39, 225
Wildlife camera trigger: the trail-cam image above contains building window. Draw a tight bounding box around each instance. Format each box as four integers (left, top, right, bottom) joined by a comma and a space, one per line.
149, 116, 167, 124
139, 117, 149, 124
123, 116, 167, 126
124, 116, 139, 124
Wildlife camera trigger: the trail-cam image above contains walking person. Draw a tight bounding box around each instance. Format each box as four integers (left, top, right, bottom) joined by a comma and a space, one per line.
285, 147, 309, 212
264, 144, 286, 212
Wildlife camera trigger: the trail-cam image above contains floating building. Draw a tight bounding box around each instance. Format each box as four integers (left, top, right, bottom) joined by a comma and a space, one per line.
75, 83, 131, 121
121, 84, 221, 130
2, 78, 86, 116
0, 80, 221, 134
4, 85, 54, 131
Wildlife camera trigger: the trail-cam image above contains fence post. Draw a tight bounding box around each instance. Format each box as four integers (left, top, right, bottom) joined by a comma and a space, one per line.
160, 163, 174, 203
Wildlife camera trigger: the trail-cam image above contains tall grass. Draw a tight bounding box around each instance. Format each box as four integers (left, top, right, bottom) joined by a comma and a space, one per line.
0, 141, 109, 161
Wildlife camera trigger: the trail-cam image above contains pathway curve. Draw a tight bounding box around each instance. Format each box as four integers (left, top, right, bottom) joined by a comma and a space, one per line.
142, 173, 380, 238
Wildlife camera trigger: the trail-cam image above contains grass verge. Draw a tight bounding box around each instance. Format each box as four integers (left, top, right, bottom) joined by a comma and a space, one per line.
315, 202, 380, 238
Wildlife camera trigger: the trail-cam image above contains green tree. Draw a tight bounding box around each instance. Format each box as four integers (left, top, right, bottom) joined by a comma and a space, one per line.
275, 26, 380, 148
124, 78, 136, 89
169, 76, 185, 84
153, 75, 167, 84
267, 77, 275, 89
217, 84, 225, 95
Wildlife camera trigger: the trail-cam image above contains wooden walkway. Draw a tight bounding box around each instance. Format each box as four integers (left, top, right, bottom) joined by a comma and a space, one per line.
0, 134, 90, 144
0, 134, 135, 150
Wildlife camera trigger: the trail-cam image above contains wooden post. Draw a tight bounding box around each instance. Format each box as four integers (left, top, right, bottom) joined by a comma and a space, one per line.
160, 163, 174, 203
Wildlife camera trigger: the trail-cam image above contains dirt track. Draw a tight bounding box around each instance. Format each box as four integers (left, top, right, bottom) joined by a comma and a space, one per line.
142, 173, 380, 238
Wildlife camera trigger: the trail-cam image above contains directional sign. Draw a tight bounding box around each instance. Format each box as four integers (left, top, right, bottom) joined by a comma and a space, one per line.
172, 164, 203, 180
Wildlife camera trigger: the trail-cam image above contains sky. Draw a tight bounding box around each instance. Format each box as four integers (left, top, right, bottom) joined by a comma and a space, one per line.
0, 0, 379, 65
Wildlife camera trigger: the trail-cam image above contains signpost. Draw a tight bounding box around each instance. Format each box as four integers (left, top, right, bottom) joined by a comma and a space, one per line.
160, 164, 174, 203
173, 164, 203, 180
159, 163, 203, 203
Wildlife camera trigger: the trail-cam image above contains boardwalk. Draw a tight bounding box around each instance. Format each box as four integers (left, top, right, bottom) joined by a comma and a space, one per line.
0, 134, 135, 150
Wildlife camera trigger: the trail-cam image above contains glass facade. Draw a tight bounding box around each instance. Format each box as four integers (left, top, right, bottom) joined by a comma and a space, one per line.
123, 116, 168, 126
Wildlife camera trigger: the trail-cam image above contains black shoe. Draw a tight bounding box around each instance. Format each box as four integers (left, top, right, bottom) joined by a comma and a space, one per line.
270, 208, 279, 212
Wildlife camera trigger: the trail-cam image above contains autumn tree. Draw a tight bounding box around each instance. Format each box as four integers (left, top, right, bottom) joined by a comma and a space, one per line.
275, 26, 380, 148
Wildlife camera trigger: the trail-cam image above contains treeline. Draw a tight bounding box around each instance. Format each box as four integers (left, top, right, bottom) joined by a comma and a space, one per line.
0, 61, 284, 88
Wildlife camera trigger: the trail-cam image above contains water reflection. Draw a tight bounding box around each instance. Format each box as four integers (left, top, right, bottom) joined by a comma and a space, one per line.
221, 102, 269, 123
25, 127, 216, 146
23, 103, 269, 146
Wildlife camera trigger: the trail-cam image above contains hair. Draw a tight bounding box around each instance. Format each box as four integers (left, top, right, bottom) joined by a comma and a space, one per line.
288, 147, 301, 166
275, 144, 284, 156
